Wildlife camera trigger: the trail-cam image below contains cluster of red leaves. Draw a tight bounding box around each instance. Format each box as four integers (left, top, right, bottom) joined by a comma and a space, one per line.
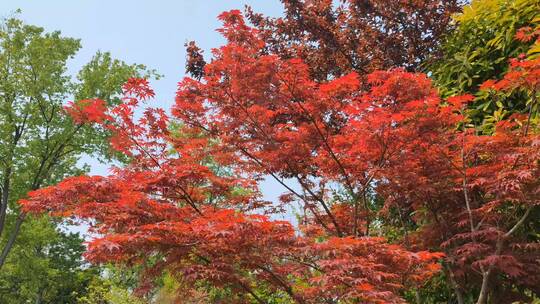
515, 26, 540, 43
479, 57, 540, 93
186, 1, 462, 80
64, 98, 108, 124
244, 0, 462, 79
21, 174, 442, 303
22, 13, 540, 304
299, 237, 444, 303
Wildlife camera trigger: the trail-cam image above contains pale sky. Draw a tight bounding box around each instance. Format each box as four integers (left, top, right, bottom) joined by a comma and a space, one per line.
1, 0, 301, 224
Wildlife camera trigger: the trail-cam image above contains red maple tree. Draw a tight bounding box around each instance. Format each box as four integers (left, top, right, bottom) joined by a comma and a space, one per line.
20, 10, 539, 304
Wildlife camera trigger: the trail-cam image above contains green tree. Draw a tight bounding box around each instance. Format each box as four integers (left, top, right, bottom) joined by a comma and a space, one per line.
0, 15, 156, 302
428, 0, 540, 131
0, 220, 101, 303
430, 0, 540, 96
76, 265, 147, 304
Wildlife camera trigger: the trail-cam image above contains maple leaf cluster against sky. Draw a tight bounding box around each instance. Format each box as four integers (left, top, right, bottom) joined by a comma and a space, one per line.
245, 0, 463, 80
17, 4, 540, 304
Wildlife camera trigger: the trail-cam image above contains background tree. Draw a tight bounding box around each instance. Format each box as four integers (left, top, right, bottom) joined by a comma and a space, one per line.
428, 0, 540, 130
430, 0, 540, 96
0, 16, 155, 303
76, 265, 147, 304
185, 0, 464, 81
0, 225, 99, 303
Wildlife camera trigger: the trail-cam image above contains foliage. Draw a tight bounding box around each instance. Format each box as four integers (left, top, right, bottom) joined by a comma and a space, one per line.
431, 0, 540, 96
0, 220, 100, 304
429, 0, 540, 130
76, 268, 147, 304
186, 0, 464, 81
0, 15, 154, 303
8, 2, 540, 304
20, 15, 448, 303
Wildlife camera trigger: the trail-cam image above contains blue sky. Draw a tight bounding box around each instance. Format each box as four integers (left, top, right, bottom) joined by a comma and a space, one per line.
1, 1, 301, 223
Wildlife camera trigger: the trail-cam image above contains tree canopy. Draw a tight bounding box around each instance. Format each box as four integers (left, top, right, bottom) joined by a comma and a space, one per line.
3, 0, 540, 303
19, 3, 540, 303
